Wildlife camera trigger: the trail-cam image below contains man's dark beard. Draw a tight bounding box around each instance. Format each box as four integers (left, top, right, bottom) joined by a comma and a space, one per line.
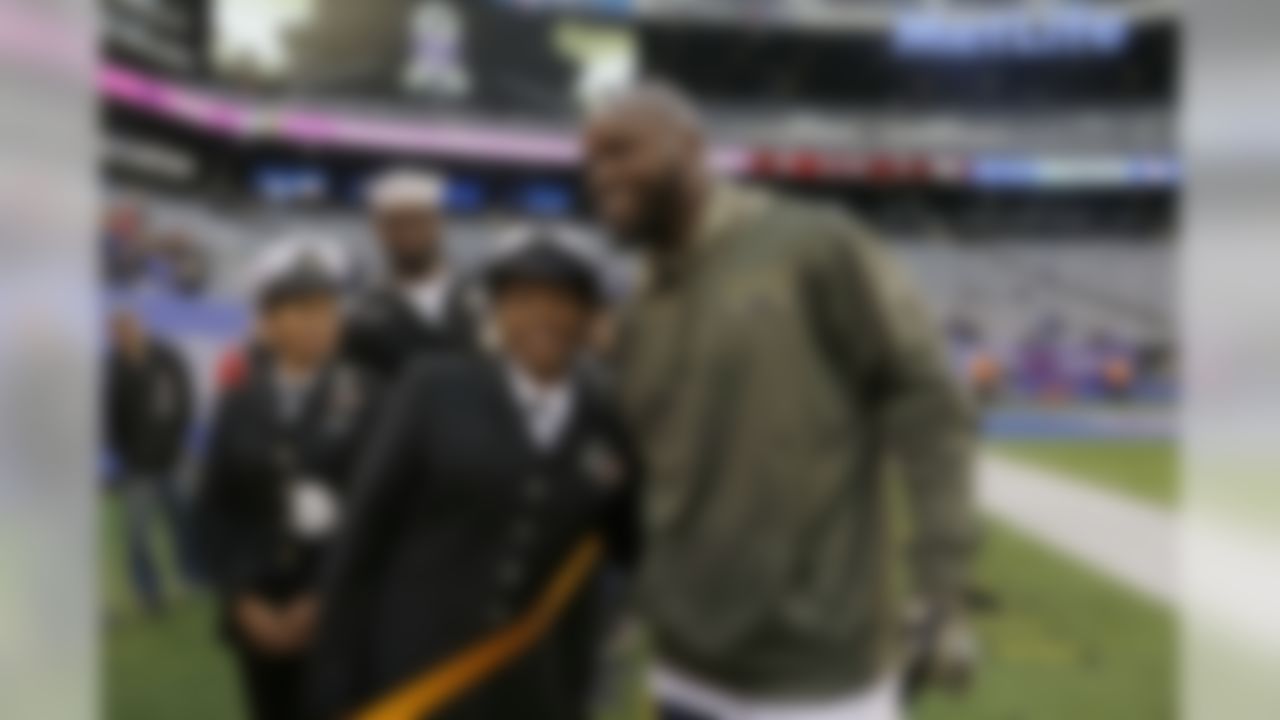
620, 172, 693, 250
389, 249, 437, 280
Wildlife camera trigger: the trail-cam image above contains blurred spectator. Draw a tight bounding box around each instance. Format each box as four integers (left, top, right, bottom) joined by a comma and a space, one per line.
216, 320, 269, 395
968, 352, 1004, 405
1016, 315, 1069, 403
102, 201, 149, 288
101, 199, 214, 298
1085, 330, 1137, 401
157, 230, 213, 298
1134, 339, 1177, 400
947, 314, 1003, 404
214, 341, 254, 395
104, 308, 199, 613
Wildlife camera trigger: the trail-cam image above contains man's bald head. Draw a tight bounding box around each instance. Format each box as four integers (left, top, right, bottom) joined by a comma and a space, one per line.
587, 81, 703, 137
582, 81, 710, 246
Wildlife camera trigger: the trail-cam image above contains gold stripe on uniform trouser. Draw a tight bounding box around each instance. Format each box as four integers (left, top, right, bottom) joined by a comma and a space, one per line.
355, 535, 605, 720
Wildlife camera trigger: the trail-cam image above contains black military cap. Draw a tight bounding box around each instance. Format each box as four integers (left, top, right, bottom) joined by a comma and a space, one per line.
484, 229, 602, 305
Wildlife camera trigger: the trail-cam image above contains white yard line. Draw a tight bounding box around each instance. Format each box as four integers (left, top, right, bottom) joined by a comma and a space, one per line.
981, 453, 1280, 679
978, 453, 1178, 606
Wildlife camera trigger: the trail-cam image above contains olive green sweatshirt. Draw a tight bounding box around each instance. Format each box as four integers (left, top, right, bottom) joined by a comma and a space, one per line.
618, 184, 977, 697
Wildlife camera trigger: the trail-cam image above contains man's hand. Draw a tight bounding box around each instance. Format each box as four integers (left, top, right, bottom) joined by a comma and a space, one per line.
279, 594, 320, 651
924, 609, 979, 691
235, 594, 293, 656
904, 598, 980, 697
235, 594, 319, 657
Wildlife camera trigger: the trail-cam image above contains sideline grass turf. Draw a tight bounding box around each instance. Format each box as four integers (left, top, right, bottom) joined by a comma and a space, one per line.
915, 519, 1173, 720
102, 490, 240, 720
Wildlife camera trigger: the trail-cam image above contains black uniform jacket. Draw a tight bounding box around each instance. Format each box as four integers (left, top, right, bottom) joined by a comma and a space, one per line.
308, 355, 640, 720
198, 354, 381, 641
105, 339, 193, 475
342, 284, 476, 380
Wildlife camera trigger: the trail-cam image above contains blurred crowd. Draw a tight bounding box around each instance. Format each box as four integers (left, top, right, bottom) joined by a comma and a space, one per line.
102, 198, 213, 297
100, 194, 1175, 412
945, 313, 1174, 405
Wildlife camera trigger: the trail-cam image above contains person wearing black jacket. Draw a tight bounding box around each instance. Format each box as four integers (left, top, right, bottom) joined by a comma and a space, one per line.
310, 230, 639, 720
343, 170, 477, 380
199, 240, 380, 720
105, 308, 197, 612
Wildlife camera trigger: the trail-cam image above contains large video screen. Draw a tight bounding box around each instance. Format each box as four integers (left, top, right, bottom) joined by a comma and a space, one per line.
212, 0, 637, 110
212, 0, 315, 78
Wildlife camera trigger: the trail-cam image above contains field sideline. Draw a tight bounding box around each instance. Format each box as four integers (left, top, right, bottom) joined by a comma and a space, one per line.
993, 440, 1176, 507
104, 440, 1174, 720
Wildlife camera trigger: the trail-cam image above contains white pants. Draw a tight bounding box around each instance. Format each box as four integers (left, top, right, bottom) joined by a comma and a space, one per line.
652, 663, 903, 720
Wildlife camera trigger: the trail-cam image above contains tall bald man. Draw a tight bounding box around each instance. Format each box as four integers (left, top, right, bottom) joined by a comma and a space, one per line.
582, 84, 978, 719
344, 170, 477, 380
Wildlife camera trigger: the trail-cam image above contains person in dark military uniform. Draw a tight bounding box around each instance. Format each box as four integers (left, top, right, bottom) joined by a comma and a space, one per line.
198, 239, 380, 720
343, 170, 477, 380
308, 229, 639, 720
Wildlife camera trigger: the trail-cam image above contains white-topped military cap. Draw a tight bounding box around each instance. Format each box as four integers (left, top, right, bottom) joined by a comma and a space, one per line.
367, 168, 446, 212
249, 235, 348, 306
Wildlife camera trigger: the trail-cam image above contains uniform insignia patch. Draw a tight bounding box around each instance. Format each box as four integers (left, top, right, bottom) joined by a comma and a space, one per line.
581, 439, 623, 491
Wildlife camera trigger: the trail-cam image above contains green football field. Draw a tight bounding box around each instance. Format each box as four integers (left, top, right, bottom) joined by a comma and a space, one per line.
104, 440, 1175, 720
